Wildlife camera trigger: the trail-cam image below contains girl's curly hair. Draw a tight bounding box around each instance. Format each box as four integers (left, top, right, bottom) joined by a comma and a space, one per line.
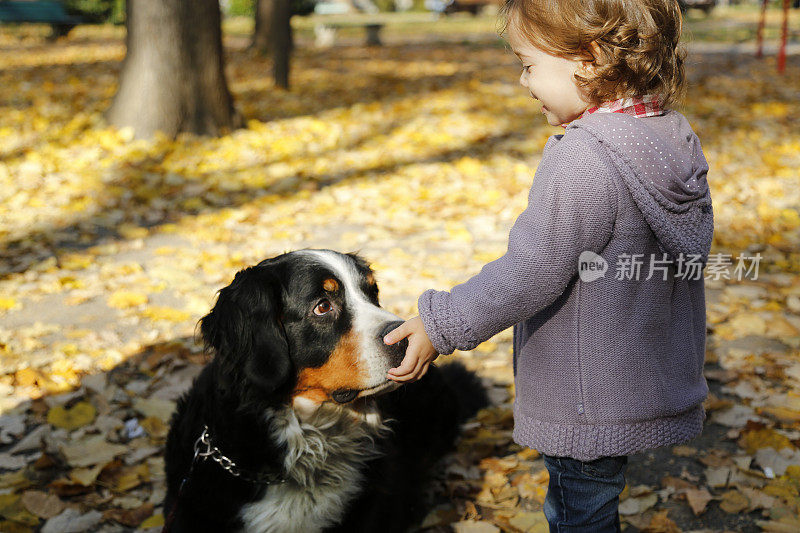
499, 0, 686, 109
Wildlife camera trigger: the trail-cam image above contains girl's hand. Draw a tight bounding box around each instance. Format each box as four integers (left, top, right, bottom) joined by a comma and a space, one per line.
384, 316, 438, 382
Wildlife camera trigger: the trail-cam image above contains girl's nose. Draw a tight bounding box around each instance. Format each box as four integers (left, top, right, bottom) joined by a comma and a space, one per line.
519, 71, 527, 88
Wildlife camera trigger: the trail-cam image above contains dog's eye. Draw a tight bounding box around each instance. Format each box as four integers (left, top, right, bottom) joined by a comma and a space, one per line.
314, 299, 332, 316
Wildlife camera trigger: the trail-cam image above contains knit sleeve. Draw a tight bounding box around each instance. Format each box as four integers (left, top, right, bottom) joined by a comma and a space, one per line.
418, 133, 618, 355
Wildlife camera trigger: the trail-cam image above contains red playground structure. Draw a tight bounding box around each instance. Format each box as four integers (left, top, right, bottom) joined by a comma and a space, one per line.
756, 0, 792, 73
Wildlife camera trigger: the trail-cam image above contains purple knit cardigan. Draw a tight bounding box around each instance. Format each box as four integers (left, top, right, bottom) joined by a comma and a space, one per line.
418, 111, 714, 461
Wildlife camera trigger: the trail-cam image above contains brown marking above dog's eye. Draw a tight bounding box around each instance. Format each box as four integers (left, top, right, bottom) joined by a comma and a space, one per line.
292, 330, 368, 404
365, 271, 376, 287
323, 278, 339, 292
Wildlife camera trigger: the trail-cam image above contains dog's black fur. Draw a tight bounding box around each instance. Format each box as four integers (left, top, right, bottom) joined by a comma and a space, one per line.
164, 251, 488, 532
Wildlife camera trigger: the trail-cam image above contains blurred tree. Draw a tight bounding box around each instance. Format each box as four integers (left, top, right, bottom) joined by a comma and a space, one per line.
250, 0, 315, 89
252, 0, 293, 89
105, 0, 243, 139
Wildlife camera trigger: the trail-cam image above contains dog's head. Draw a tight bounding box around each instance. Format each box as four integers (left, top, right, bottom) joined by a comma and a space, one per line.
200, 250, 408, 411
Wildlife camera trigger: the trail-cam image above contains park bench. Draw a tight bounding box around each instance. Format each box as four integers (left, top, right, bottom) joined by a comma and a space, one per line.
312, 2, 385, 47
313, 19, 384, 47
444, 0, 502, 16
680, 0, 716, 14
0, 0, 85, 39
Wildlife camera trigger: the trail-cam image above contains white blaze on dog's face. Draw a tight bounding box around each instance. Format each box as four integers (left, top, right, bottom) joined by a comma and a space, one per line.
286, 250, 405, 410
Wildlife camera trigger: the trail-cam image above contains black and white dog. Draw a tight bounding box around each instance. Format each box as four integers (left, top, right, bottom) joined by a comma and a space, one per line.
164, 250, 487, 532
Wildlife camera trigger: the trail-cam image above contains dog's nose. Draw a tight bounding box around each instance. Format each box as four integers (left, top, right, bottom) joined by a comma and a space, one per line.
380, 320, 404, 339
380, 320, 408, 365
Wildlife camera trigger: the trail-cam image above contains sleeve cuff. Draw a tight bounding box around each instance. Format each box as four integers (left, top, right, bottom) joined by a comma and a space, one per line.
418, 289, 478, 355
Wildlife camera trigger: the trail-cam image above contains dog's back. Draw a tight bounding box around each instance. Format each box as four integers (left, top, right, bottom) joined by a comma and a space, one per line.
439, 360, 491, 425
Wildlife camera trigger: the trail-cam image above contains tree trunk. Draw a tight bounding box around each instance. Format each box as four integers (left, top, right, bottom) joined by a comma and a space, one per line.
252, 0, 293, 89
105, 0, 243, 140
252, 0, 275, 54
271, 0, 292, 89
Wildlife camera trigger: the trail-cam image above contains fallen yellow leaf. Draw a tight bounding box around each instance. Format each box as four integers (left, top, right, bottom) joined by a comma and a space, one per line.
140, 514, 164, 528
107, 290, 148, 309
719, 490, 749, 513
46, 401, 96, 431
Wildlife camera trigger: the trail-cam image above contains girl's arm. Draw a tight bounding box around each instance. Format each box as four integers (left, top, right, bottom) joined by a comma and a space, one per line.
418, 134, 618, 355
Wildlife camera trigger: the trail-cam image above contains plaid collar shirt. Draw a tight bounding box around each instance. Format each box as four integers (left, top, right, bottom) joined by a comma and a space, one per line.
563, 95, 665, 127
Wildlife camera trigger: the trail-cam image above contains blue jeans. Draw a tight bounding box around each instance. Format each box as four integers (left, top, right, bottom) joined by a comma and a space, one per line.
542, 454, 628, 533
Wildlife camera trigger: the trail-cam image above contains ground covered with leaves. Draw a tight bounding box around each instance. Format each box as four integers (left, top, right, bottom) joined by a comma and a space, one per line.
1, 11, 799, 533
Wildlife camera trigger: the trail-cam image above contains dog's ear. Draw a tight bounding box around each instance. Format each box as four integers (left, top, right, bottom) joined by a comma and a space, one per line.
200, 266, 291, 396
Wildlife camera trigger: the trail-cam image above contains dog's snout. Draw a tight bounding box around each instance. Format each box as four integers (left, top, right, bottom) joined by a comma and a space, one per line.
380, 320, 404, 339
380, 320, 408, 365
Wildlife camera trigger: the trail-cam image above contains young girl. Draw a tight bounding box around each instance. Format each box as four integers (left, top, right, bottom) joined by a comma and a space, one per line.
383, 0, 714, 530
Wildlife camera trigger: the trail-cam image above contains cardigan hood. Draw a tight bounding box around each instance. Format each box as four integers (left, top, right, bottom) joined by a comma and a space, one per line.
570, 111, 714, 264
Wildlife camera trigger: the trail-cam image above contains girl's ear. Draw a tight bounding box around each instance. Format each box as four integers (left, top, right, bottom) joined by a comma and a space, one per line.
581, 40, 603, 75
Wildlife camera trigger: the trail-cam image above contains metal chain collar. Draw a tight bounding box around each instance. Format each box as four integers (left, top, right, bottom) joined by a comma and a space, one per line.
193, 425, 286, 485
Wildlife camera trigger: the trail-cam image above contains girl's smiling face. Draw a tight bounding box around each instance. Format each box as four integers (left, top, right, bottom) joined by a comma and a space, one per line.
506, 20, 594, 126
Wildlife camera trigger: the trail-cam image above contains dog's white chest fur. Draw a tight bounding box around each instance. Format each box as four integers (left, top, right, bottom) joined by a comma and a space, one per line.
239, 400, 389, 533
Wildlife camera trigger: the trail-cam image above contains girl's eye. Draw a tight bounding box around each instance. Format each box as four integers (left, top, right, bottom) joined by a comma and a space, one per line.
314, 299, 332, 316
521, 65, 532, 73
